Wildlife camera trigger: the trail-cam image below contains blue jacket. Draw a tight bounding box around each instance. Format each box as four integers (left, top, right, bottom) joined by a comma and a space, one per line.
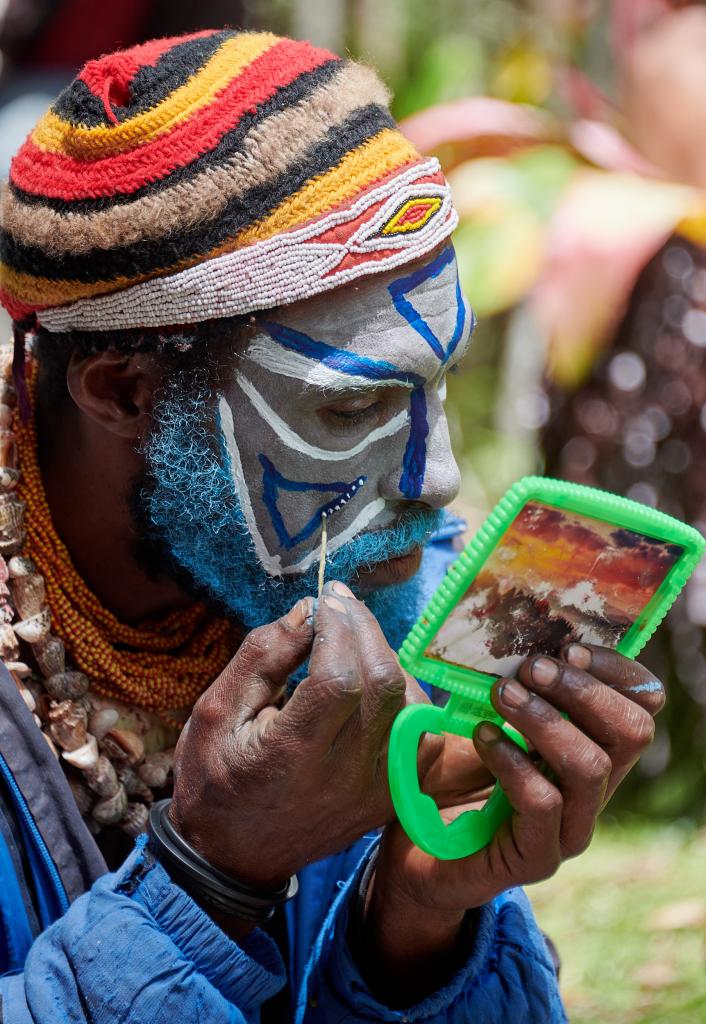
0, 521, 567, 1022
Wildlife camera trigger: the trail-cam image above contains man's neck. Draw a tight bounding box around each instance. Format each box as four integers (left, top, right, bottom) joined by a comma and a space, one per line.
38, 406, 196, 625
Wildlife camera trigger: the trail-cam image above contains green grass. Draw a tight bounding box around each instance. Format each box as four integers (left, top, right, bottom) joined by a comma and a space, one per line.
529, 822, 706, 1023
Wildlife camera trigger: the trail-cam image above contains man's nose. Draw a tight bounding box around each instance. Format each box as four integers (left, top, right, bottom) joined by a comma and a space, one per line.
379, 393, 461, 509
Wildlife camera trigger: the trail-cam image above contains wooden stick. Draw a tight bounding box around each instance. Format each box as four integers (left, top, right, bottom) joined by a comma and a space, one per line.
317, 512, 328, 598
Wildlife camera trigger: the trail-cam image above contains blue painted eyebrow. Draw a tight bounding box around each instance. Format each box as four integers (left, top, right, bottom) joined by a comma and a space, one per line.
446, 306, 477, 369
260, 320, 425, 388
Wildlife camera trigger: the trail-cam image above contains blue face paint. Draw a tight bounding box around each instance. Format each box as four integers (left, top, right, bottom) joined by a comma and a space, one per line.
259, 245, 470, 521
261, 320, 425, 388
625, 680, 663, 695
259, 453, 366, 549
142, 386, 441, 646
260, 317, 438, 508
259, 320, 434, 536
399, 387, 429, 499
387, 245, 472, 497
388, 245, 467, 363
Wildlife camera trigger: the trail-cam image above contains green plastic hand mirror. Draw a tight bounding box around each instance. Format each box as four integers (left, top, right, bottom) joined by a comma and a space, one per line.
389, 477, 705, 860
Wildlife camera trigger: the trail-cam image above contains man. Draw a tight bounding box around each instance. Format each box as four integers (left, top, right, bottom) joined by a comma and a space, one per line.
0, 29, 663, 1022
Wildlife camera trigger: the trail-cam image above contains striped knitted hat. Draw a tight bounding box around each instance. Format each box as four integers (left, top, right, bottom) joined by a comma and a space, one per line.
0, 29, 457, 333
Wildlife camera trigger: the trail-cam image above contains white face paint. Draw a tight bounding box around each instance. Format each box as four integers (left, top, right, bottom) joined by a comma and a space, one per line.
218, 245, 475, 576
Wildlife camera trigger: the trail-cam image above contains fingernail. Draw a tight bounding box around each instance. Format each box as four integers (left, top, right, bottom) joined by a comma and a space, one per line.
284, 598, 311, 627
305, 597, 316, 625
566, 644, 591, 669
322, 594, 347, 614
499, 679, 530, 708
323, 580, 354, 598
476, 721, 502, 744
532, 657, 558, 687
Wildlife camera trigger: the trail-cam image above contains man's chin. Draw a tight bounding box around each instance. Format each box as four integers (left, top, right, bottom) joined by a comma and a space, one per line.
352, 545, 424, 592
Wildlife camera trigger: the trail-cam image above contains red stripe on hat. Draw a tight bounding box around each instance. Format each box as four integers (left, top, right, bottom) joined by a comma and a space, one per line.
78, 30, 218, 92
11, 39, 337, 201
0, 289, 44, 321
80, 31, 220, 122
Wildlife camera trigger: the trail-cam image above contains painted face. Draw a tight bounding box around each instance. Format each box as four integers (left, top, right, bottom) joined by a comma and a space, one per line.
218, 244, 474, 577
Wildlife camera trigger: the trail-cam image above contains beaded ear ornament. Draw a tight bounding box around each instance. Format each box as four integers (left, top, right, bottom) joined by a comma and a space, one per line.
0, 357, 175, 838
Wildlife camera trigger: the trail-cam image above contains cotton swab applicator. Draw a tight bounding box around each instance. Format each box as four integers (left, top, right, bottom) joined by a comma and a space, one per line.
317, 512, 328, 599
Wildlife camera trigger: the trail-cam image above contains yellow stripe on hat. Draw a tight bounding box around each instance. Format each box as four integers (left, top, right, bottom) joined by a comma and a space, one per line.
0, 263, 146, 307
32, 32, 279, 159
232, 128, 419, 250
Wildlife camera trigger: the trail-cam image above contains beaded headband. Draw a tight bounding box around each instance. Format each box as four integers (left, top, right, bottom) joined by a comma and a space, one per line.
37, 158, 456, 333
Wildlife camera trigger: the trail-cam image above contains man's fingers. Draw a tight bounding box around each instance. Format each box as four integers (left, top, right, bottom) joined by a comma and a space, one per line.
293, 581, 407, 748
562, 644, 665, 715
516, 653, 657, 797
490, 680, 610, 856
204, 598, 314, 727
278, 665, 363, 749
472, 723, 563, 885
277, 587, 366, 746
338, 593, 409, 749
280, 581, 421, 774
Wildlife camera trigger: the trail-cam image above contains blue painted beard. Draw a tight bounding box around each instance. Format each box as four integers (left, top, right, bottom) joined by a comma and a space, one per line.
139, 384, 444, 655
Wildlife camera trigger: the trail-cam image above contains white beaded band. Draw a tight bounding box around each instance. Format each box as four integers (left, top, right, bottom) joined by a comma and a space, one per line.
37, 158, 457, 333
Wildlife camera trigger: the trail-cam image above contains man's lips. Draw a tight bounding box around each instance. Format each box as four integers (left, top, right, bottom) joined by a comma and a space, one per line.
353, 544, 424, 589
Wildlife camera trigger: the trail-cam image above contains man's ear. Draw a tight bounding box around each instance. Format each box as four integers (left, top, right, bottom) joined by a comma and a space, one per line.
66, 350, 162, 441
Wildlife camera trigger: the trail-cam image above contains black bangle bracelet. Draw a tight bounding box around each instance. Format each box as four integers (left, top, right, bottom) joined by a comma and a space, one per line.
147, 799, 298, 922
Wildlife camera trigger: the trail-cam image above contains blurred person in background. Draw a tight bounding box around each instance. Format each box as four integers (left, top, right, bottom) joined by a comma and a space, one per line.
0, 23, 667, 1024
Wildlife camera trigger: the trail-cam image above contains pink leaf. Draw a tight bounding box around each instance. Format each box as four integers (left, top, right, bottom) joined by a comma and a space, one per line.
569, 120, 663, 177
530, 170, 699, 385
400, 97, 554, 161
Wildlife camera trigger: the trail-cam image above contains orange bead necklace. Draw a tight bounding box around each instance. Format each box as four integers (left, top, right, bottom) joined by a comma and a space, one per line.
14, 363, 238, 715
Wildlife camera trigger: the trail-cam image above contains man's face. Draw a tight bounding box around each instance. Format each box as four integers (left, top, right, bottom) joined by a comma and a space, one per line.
218, 244, 473, 586
141, 243, 474, 640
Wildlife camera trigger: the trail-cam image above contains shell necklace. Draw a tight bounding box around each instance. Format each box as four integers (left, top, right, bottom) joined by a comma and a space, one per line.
0, 354, 238, 837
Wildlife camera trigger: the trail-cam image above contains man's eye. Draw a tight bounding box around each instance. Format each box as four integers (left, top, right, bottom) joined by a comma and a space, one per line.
328, 402, 380, 421
320, 399, 382, 428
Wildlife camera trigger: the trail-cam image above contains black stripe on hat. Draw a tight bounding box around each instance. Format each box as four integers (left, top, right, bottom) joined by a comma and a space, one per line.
51, 30, 231, 130
112, 31, 233, 124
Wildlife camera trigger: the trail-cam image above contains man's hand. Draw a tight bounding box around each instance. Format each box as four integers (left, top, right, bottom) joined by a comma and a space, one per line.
364, 644, 665, 998
169, 581, 431, 894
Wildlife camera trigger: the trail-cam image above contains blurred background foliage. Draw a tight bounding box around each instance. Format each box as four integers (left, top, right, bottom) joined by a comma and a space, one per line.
1, 1, 705, 1014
